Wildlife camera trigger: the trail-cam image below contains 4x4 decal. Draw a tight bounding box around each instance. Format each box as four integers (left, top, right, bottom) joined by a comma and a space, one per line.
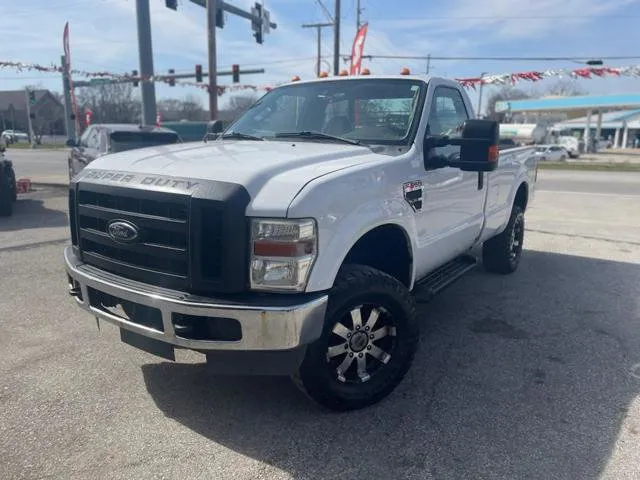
403, 180, 423, 212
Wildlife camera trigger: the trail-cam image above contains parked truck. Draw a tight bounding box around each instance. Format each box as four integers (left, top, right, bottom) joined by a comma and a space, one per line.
65, 75, 538, 410
0, 145, 17, 217
499, 123, 547, 145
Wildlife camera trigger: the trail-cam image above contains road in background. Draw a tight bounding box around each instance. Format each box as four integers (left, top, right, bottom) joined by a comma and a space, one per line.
537, 170, 640, 196
4, 149, 68, 185
1, 171, 639, 480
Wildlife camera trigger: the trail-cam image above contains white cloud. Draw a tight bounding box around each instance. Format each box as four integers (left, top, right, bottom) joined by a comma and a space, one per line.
376, 0, 640, 41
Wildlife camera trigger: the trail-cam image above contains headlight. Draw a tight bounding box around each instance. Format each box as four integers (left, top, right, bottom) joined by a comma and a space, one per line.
250, 218, 317, 292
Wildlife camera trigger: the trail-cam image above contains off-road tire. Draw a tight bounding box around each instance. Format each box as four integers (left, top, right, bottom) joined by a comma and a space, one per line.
293, 265, 418, 411
483, 205, 525, 274
0, 173, 13, 217
7, 167, 17, 202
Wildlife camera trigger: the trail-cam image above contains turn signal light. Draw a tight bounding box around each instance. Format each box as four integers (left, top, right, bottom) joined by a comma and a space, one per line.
339, 69, 349, 76
400, 67, 411, 75
361, 68, 371, 75
291, 75, 301, 82
488, 145, 499, 163
319, 71, 329, 78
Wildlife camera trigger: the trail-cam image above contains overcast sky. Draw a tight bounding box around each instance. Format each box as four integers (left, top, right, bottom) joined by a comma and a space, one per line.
2, 0, 640, 108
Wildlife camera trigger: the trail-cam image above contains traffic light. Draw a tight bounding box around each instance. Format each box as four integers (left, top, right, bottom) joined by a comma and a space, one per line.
165, 0, 177, 10
28, 90, 36, 106
195, 64, 203, 83
132, 70, 139, 87
232, 64, 240, 83
168, 69, 175, 86
216, 8, 224, 28
252, 3, 263, 44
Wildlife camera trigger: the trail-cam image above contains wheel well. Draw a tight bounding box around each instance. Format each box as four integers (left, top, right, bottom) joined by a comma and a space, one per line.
342, 225, 412, 287
514, 182, 528, 211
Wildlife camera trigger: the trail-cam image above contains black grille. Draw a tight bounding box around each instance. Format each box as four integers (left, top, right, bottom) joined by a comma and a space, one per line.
72, 178, 250, 294
76, 184, 190, 290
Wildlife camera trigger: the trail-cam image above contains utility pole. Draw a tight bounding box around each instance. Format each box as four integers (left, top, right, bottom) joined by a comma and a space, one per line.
302, 22, 333, 76
135, 0, 157, 126
476, 72, 487, 118
333, 0, 341, 75
426, 54, 431, 74
356, 0, 361, 29
60, 55, 76, 142
24, 89, 36, 148
206, 0, 218, 119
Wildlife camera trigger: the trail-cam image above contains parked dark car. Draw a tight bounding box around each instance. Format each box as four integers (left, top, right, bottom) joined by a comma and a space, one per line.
0, 145, 17, 217
68, 124, 181, 179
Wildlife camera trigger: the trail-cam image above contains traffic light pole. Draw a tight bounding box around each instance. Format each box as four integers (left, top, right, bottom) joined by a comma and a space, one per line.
206, 0, 218, 120
24, 89, 36, 149
136, 0, 158, 126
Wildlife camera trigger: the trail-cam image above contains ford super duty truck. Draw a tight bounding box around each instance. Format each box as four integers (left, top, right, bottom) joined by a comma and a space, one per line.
65, 75, 537, 410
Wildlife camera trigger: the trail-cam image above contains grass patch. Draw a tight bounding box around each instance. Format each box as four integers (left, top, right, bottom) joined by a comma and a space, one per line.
538, 162, 640, 172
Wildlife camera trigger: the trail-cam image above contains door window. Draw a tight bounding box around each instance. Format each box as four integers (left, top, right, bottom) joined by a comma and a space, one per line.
86, 127, 100, 150
427, 86, 469, 160
79, 127, 93, 148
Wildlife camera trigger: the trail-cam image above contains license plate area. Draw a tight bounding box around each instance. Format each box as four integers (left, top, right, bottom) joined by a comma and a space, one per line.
120, 328, 175, 361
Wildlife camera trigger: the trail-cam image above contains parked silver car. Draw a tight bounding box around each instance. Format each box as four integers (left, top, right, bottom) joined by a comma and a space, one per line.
534, 145, 568, 161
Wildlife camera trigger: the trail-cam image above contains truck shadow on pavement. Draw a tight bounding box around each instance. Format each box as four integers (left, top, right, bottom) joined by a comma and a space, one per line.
142, 250, 640, 480
0, 196, 68, 232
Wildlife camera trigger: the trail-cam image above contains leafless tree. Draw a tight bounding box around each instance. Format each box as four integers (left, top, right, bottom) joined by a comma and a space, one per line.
485, 86, 531, 121
219, 93, 258, 122
544, 79, 586, 97
157, 94, 205, 121
76, 83, 141, 126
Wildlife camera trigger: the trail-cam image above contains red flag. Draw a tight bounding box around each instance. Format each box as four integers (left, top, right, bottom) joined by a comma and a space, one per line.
349, 23, 368, 75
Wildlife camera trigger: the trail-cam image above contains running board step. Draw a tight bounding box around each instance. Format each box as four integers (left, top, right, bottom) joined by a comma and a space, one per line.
414, 255, 477, 299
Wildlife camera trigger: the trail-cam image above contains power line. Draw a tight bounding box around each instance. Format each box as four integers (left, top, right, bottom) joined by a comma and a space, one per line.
351, 54, 640, 62
369, 14, 640, 21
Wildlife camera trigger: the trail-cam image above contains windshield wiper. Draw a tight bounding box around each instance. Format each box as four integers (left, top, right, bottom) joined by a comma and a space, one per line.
275, 131, 361, 146
220, 131, 264, 141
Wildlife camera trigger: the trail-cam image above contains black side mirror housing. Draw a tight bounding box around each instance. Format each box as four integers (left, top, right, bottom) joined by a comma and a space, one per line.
65, 139, 77, 148
425, 119, 500, 172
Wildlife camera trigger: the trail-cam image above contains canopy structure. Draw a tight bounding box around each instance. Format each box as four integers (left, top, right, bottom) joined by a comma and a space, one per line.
495, 94, 640, 148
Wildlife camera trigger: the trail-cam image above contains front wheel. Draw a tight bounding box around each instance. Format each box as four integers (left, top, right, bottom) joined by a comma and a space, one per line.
482, 205, 525, 274
293, 265, 418, 411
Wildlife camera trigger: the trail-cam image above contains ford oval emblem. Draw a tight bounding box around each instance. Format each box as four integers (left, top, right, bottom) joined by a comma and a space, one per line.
107, 220, 139, 243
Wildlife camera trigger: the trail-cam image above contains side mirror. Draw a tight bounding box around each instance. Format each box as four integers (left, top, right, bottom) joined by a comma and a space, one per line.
65, 139, 77, 148
425, 119, 500, 172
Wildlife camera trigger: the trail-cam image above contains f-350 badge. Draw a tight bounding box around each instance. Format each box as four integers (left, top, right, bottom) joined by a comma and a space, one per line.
403, 180, 423, 212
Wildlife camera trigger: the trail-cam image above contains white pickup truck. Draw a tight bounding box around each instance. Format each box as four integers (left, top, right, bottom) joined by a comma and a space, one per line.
65, 75, 538, 410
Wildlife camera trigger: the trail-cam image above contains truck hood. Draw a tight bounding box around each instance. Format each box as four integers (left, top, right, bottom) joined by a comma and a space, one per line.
84, 140, 378, 216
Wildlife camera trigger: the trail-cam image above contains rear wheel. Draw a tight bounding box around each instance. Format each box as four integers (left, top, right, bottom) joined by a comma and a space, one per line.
482, 205, 524, 274
293, 265, 418, 411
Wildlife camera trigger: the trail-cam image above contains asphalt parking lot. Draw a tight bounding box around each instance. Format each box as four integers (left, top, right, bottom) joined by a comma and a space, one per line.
1, 171, 639, 480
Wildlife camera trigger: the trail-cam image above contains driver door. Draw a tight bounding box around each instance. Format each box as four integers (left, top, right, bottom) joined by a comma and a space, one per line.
413, 85, 486, 279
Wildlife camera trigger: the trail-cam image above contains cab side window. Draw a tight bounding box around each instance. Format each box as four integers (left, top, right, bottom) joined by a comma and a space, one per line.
427, 86, 469, 160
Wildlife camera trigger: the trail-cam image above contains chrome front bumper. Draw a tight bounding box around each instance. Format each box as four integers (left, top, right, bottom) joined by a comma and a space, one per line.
64, 247, 328, 352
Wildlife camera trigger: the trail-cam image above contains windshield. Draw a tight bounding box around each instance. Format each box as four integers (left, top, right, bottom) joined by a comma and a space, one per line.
109, 131, 180, 153
536, 147, 547, 152
227, 79, 426, 145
